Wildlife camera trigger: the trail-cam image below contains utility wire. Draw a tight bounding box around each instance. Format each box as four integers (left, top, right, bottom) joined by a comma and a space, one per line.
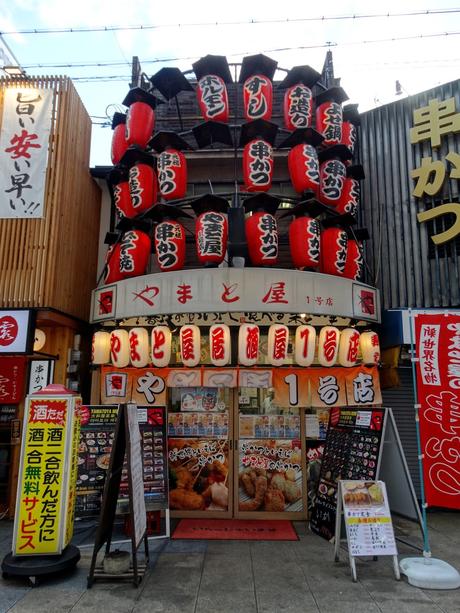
1, 8, 459, 35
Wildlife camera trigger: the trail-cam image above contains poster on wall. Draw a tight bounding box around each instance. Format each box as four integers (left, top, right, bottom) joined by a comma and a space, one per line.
238, 439, 303, 513
414, 313, 460, 509
180, 388, 219, 412
168, 438, 229, 512
168, 411, 228, 438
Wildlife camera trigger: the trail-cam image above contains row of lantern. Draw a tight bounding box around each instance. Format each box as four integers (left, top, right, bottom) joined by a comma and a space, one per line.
92, 324, 380, 369
103, 220, 363, 284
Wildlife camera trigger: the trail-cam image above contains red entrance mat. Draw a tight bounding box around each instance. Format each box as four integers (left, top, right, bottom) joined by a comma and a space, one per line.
172, 519, 299, 541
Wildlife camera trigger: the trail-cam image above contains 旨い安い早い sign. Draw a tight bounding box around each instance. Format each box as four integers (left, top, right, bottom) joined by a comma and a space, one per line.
12, 389, 81, 555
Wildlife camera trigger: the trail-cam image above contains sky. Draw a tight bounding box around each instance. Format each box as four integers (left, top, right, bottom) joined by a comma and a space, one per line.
0, 0, 459, 166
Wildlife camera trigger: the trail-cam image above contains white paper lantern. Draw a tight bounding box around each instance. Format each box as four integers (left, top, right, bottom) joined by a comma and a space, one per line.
91, 331, 111, 365
238, 324, 259, 366
360, 331, 381, 365
110, 329, 130, 367
209, 324, 231, 366
317, 326, 340, 367
267, 324, 289, 366
33, 328, 46, 352
129, 327, 149, 368
151, 326, 172, 367
294, 325, 316, 367
180, 325, 201, 367
338, 328, 361, 367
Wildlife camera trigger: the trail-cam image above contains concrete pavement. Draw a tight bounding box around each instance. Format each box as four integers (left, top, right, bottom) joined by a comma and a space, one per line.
0, 512, 459, 613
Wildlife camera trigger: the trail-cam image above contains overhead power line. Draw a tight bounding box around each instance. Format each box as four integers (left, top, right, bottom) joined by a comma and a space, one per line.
1, 8, 459, 35
20, 30, 460, 72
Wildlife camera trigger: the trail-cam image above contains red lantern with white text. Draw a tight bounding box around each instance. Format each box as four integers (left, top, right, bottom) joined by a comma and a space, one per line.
192, 194, 229, 266
243, 139, 273, 192
343, 239, 363, 280
336, 177, 359, 216
238, 324, 259, 366
244, 74, 273, 121
318, 326, 340, 367
267, 324, 289, 366
294, 325, 316, 366
284, 84, 313, 130
341, 104, 360, 155
110, 329, 130, 367
244, 194, 280, 266
180, 325, 201, 367
129, 328, 149, 368
320, 227, 348, 277
288, 216, 321, 269
288, 144, 319, 195
112, 170, 132, 219
119, 149, 158, 218
103, 243, 121, 284
123, 88, 162, 149
319, 159, 347, 208
209, 324, 231, 366
118, 230, 151, 279
151, 326, 171, 368
338, 328, 360, 367
360, 331, 381, 365
111, 112, 129, 165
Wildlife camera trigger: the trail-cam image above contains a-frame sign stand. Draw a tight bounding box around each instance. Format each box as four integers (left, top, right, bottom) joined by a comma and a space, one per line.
87, 404, 149, 587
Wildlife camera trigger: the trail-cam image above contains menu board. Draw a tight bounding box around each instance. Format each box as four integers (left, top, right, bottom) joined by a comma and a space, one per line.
341, 480, 397, 557
126, 404, 147, 548
118, 406, 168, 513
76, 405, 118, 516
238, 439, 303, 513
168, 438, 229, 512
168, 411, 228, 438
310, 407, 385, 540
239, 414, 300, 439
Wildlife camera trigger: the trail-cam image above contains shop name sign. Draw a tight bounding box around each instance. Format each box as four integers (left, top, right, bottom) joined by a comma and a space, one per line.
0, 309, 34, 353
410, 96, 460, 245
91, 269, 380, 324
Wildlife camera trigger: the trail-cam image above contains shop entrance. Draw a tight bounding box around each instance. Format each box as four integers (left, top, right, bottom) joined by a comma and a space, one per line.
167, 386, 306, 519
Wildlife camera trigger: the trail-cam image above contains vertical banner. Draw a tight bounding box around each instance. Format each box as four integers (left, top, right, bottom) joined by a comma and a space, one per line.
415, 314, 460, 509
0, 88, 53, 218
0, 356, 26, 403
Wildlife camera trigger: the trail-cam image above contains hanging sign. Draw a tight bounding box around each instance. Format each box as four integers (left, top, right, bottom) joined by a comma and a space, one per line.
27, 359, 55, 395
344, 366, 382, 406
309, 368, 347, 408
414, 313, 460, 509
0, 356, 27, 403
0, 309, 34, 353
273, 368, 310, 407
0, 88, 53, 218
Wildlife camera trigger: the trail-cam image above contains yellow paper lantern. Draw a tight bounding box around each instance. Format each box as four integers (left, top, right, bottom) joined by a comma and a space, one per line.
360, 331, 381, 365
129, 327, 149, 368
294, 325, 316, 366
267, 324, 289, 366
110, 329, 130, 367
33, 328, 46, 352
209, 324, 231, 366
150, 326, 172, 368
91, 331, 111, 365
338, 328, 361, 367
317, 326, 340, 367
238, 324, 259, 366
180, 325, 201, 367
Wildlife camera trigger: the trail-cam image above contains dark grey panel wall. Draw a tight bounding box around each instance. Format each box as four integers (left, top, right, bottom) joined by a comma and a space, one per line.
359, 79, 460, 309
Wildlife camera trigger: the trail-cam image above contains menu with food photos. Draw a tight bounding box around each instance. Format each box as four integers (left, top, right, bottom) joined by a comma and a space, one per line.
341, 480, 397, 557
310, 407, 385, 541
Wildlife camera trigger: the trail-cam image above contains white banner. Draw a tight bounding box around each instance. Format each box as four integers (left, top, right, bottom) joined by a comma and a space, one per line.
0, 88, 53, 218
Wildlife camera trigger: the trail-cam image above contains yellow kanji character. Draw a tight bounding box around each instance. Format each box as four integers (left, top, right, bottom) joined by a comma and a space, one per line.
417, 203, 460, 245
410, 98, 460, 148
411, 156, 446, 197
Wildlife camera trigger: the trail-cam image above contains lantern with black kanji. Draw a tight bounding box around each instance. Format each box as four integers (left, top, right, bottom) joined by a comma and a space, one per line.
244, 193, 280, 266
150, 131, 191, 201
279, 65, 321, 131
280, 201, 321, 270
191, 194, 229, 266
151, 204, 192, 272
315, 86, 348, 148
123, 87, 163, 149
110, 167, 132, 219
280, 127, 323, 196
320, 226, 348, 277
120, 148, 158, 217
111, 112, 129, 165
239, 53, 278, 121
341, 104, 360, 157
240, 119, 278, 192
193, 54, 232, 123
336, 165, 365, 217
318, 146, 352, 208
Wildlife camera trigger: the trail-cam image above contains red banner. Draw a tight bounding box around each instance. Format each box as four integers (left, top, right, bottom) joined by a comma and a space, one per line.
0, 356, 26, 404
415, 314, 460, 508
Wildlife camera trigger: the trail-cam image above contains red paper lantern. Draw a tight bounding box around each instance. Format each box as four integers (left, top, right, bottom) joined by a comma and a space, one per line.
336, 177, 360, 216
243, 75, 273, 121
113, 174, 132, 219
196, 211, 228, 265
319, 159, 347, 208
284, 84, 313, 130
343, 239, 363, 280
154, 220, 186, 272
103, 243, 121, 284
245, 212, 278, 265
316, 101, 343, 147
341, 121, 357, 155
197, 75, 229, 122
128, 162, 157, 215
243, 139, 273, 192
118, 230, 151, 279
111, 113, 129, 165
157, 149, 187, 200
320, 227, 348, 276
288, 144, 319, 195
289, 216, 321, 269
123, 88, 161, 149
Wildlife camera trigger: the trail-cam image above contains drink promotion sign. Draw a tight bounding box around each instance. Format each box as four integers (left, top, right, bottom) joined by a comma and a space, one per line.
12, 386, 81, 555
414, 313, 460, 508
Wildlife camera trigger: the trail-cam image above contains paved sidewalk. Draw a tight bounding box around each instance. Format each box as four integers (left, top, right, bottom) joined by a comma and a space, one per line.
0, 512, 459, 613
